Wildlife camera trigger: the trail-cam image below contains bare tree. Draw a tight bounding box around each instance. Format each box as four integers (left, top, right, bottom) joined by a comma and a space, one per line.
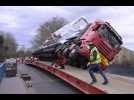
0, 31, 18, 59
31, 16, 68, 49
0, 34, 5, 62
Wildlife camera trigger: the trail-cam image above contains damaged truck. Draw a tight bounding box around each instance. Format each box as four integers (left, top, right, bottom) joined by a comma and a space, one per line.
32, 17, 123, 70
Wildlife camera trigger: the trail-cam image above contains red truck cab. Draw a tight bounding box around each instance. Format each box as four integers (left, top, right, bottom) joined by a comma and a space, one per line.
80, 20, 123, 61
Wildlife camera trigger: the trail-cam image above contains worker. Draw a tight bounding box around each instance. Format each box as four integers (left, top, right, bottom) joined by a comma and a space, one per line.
100, 53, 109, 71
87, 42, 109, 85
51, 48, 67, 69
56, 49, 67, 69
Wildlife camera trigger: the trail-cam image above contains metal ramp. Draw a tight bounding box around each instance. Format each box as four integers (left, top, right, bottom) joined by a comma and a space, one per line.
26, 61, 134, 94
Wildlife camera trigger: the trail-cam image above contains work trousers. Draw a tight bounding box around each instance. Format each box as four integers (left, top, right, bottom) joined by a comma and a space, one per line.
87, 64, 108, 82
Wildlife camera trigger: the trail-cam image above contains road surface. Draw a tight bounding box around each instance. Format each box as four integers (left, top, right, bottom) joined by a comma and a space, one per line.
1, 61, 134, 94
17, 64, 82, 94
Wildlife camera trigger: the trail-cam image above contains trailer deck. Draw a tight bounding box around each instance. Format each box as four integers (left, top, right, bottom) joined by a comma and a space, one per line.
26, 61, 134, 94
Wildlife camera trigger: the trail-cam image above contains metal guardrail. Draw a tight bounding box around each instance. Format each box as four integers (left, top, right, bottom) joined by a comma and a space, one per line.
0, 63, 6, 82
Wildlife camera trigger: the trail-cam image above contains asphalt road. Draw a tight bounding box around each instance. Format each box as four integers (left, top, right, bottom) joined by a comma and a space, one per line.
106, 64, 134, 78
17, 64, 82, 94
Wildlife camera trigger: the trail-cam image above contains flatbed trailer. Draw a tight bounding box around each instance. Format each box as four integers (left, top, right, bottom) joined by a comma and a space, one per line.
25, 60, 134, 94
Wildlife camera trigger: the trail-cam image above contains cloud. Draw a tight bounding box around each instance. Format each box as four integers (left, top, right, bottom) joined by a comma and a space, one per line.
0, 6, 134, 50
0, 14, 19, 29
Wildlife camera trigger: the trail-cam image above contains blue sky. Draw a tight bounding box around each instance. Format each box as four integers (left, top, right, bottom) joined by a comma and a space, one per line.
0, 6, 134, 50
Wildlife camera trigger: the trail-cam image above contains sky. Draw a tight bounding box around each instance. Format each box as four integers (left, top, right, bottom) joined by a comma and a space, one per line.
0, 6, 134, 50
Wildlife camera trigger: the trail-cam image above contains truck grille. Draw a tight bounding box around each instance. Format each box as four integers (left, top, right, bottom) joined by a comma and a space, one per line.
94, 39, 113, 61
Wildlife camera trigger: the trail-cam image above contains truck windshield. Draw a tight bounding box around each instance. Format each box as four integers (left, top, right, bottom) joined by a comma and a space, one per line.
54, 17, 89, 43
97, 24, 122, 48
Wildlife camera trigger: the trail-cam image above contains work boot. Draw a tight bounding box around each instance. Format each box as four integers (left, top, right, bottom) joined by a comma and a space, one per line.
52, 64, 58, 68
102, 81, 108, 85
90, 80, 97, 84
60, 66, 65, 69
51, 64, 55, 67
57, 66, 62, 69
